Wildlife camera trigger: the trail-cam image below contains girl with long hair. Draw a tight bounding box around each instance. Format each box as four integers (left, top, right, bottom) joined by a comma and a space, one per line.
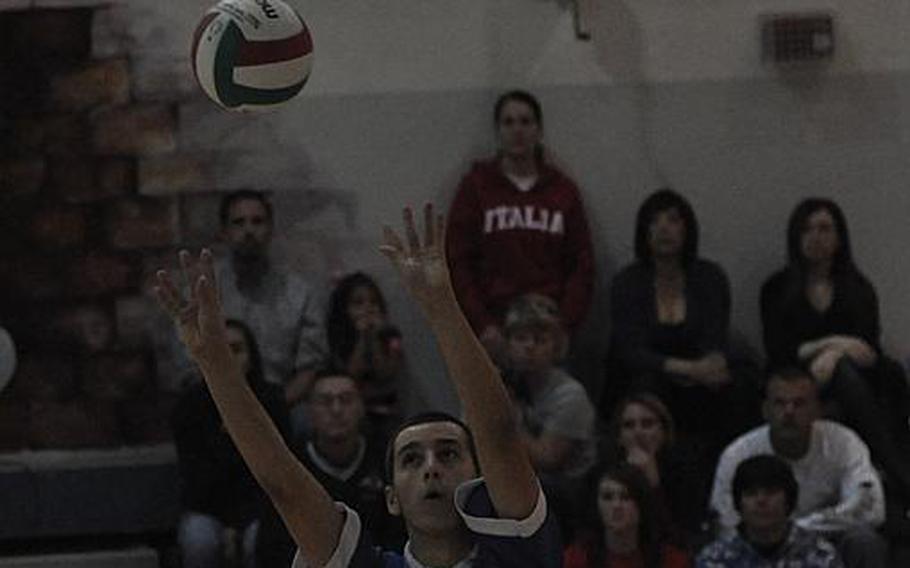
565, 462, 690, 568
760, 197, 910, 500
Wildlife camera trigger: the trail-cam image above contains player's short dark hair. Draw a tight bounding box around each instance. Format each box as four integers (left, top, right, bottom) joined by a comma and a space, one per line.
732, 454, 799, 515
384, 412, 479, 483
219, 189, 273, 226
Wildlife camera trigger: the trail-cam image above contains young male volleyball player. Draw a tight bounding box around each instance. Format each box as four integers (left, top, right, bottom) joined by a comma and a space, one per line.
154, 205, 561, 567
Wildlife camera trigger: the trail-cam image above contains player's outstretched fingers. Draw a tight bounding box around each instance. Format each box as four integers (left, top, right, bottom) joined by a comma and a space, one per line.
380, 225, 405, 262
403, 206, 420, 256
154, 269, 183, 317
423, 203, 435, 248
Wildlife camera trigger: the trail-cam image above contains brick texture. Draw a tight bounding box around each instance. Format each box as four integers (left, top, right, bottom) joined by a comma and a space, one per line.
139, 155, 214, 196
81, 350, 153, 400
106, 197, 180, 249
0, 257, 66, 300
92, 105, 177, 156
2, 8, 92, 61
28, 205, 87, 249
12, 114, 91, 156
67, 252, 138, 296
0, 158, 46, 196
49, 58, 130, 111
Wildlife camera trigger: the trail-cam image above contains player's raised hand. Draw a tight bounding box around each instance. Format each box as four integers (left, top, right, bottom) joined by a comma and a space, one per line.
154, 249, 227, 362
379, 204, 453, 315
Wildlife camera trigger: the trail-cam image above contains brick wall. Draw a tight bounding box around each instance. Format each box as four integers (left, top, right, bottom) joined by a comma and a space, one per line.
0, 2, 357, 451
0, 6, 180, 450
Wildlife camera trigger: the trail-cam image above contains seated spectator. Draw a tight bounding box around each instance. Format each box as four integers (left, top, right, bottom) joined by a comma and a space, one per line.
604, 189, 761, 507
605, 393, 707, 541
710, 368, 888, 568
215, 190, 326, 404
565, 462, 691, 568
446, 89, 595, 362
698, 454, 843, 567
505, 293, 597, 479
172, 319, 290, 568
256, 371, 403, 567
327, 271, 406, 445
503, 293, 597, 538
760, 197, 910, 502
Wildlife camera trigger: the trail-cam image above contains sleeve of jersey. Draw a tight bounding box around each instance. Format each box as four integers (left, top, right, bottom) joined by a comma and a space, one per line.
292, 504, 396, 568
453, 478, 562, 568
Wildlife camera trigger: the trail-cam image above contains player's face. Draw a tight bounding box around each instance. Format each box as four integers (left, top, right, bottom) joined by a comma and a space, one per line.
597, 477, 640, 534
347, 285, 384, 331
648, 207, 686, 259
618, 402, 666, 456
223, 198, 272, 260
764, 377, 818, 444
496, 100, 541, 161
309, 376, 364, 442
225, 325, 252, 376
800, 209, 839, 265
739, 486, 789, 534
507, 327, 558, 373
386, 422, 478, 536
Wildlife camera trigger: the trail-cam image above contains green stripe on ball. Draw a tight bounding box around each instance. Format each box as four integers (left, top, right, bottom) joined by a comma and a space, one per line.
214, 20, 308, 109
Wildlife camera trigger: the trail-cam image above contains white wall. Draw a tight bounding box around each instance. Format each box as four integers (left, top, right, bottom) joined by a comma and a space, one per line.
105, 0, 910, 410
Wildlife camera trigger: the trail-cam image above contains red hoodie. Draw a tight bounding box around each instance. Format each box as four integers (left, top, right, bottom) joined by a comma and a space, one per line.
446, 158, 595, 332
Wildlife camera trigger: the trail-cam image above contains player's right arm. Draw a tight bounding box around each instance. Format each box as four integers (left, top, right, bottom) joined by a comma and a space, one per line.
155, 250, 342, 566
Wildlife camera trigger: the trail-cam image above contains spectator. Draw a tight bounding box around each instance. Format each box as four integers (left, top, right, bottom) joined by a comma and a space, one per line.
446, 89, 595, 361
256, 371, 403, 567
564, 462, 691, 568
172, 319, 290, 568
710, 368, 888, 568
605, 393, 706, 541
216, 189, 327, 409
327, 272, 406, 444
604, 189, 761, 513
760, 197, 910, 502
504, 293, 597, 539
697, 455, 843, 567
505, 293, 597, 480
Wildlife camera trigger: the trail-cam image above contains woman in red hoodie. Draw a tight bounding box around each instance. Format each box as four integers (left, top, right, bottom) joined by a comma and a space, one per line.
446, 90, 595, 360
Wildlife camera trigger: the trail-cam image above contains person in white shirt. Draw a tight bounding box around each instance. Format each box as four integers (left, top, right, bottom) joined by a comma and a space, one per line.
709, 367, 888, 568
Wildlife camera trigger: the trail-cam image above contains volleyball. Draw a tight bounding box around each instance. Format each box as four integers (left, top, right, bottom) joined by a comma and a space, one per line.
191, 0, 313, 111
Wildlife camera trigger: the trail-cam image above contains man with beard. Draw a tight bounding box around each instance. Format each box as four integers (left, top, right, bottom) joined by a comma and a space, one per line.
710, 368, 888, 568
217, 190, 326, 407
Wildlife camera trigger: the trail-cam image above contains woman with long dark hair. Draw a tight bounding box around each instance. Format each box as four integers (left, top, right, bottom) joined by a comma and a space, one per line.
604, 189, 761, 474
565, 462, 690, 568
446, 90, 594, 361
326, 271, 405, 442
760, 197, 910, 499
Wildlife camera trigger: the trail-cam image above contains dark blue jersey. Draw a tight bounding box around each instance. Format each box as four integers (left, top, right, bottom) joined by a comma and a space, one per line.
292, 478, 562, 568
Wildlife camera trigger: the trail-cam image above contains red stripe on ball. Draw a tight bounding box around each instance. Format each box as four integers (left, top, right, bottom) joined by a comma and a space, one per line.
234, 30, 313, 67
